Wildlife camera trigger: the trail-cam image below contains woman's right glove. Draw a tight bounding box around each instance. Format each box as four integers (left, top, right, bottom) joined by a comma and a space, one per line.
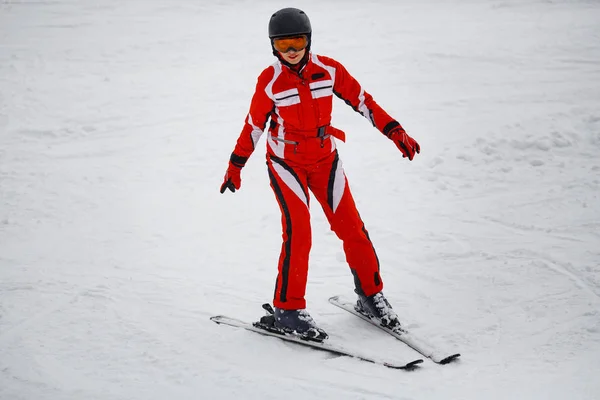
219, 153, 247, 194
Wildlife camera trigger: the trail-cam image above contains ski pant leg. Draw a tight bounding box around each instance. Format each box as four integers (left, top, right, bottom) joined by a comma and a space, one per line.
267, 155, 311, 310
308, 150, 383, 297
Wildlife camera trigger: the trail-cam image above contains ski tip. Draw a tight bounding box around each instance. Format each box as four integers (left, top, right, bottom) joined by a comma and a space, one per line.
210, 315, 225, 324
328, 295, 340, 302
439, 353, 461, 364
405, 359, 424, 369
385, 359, 423, 370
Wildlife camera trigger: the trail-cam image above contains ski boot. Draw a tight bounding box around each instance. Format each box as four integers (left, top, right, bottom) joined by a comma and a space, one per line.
273, 307, 328, 342
355, 290, 402, 331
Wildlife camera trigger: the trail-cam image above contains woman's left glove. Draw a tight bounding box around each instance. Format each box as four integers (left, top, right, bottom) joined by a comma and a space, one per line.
219, 153, 247, 194
387, 125, 420, 161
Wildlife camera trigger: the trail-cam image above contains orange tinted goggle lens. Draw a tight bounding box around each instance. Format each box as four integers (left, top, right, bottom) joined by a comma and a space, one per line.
273, 36, 308, 53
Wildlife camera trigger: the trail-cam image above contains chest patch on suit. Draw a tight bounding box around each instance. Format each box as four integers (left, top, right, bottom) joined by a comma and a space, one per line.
309, 80, 334, 99
311, 73, 325, 80
273, 88, 300, 107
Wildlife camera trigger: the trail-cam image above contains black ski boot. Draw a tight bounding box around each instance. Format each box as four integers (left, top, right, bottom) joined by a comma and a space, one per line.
356, 290, 402, 331
274, 308, 328, 342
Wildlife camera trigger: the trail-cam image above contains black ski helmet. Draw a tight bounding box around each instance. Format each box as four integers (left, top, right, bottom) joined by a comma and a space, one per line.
268, 7, 312, 52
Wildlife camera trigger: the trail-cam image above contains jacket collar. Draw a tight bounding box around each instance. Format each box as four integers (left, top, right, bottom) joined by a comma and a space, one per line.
277, 51, 311, 75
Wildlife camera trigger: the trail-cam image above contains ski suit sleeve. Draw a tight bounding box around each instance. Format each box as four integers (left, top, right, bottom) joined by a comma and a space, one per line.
327, 57, 402, 137
229, 67, 275, 166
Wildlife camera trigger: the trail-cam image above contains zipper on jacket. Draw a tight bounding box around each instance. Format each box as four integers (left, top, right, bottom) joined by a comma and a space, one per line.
270, 136, 299, 145
270, 135, 299, 153
320, 135, 331, 148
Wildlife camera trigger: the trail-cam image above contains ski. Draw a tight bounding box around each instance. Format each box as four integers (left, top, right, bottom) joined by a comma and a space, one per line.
329, 295, 461, 364
210, 315, 423, 370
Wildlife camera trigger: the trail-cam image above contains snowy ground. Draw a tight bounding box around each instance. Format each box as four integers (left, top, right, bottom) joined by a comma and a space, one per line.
1, 0, 599, 399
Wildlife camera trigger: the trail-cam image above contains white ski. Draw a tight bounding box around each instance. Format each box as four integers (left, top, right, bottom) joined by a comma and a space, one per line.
329, 295, 461, 364
210, 315, 423, 370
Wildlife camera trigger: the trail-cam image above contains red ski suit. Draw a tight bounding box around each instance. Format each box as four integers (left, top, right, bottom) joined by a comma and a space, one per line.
230, 53, 401, 310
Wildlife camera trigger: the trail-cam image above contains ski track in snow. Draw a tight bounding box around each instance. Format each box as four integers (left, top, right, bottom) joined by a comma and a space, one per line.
1, 0, 600, 399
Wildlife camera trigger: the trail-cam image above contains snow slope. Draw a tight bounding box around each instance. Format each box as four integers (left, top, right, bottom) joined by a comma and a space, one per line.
1, 0, 599, 399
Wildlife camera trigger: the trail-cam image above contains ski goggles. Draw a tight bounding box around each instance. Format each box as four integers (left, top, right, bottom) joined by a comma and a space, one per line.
272, 35, 308, 53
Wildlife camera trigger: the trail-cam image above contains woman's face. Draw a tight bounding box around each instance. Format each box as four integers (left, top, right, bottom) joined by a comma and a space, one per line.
279, 48, 306, 65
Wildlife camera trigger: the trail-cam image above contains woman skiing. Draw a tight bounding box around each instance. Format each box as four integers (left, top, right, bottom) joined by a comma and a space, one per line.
220, 7, 420, 340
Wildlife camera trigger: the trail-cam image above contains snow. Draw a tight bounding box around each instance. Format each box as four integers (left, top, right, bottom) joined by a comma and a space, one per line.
1, 0, 599, 399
